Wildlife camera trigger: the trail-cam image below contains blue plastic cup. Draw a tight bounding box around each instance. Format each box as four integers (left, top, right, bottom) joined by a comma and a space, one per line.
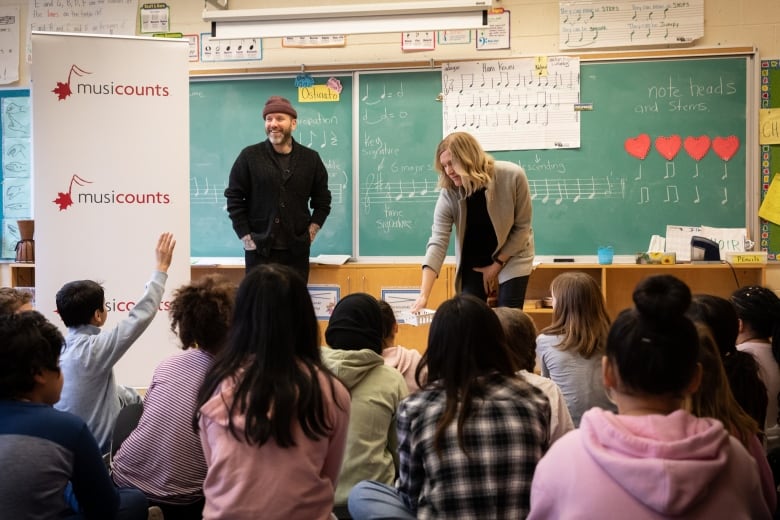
598, 246, 614, 265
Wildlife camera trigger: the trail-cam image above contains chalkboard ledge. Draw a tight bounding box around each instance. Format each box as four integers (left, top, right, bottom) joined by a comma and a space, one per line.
535, 255, 638, 265
190, 256, 455, 266
191, 257, 244, 266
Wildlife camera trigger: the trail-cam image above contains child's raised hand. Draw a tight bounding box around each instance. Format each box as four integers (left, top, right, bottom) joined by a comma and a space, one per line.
155, 232, 176, 273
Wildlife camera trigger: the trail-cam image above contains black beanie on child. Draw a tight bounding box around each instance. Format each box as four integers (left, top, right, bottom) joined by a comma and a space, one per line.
325, 293, 383, 354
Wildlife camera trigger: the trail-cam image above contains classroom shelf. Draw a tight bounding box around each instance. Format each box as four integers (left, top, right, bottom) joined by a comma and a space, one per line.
9, 261, 764, 352
524, 262, 766, 331
192, 263, 454, 354
8, 262, 34, 287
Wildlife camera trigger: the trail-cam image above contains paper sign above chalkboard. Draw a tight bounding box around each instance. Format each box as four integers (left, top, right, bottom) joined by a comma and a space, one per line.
559, 0, 703, 50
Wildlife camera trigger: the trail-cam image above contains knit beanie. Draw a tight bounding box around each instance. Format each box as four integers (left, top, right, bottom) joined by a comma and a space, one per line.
262, 95, 297, 119
325, 293, 383, 354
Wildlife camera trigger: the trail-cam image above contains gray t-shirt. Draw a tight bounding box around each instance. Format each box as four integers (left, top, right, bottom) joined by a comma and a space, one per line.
535, 333, 616, 426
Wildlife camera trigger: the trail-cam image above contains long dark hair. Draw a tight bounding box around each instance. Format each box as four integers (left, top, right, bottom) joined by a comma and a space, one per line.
731, 285, 780, 365
194, 264, 339, 447
607, 275, 699, 397
687, 294, 768, 429
418, 294, 519, 456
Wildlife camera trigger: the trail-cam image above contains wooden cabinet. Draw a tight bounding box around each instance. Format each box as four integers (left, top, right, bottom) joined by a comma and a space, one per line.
308, 263, 452, 353
8, 263, 34, 287
192, 263, 454, 354
16, 260, 763, 352
523, 263, 766, 331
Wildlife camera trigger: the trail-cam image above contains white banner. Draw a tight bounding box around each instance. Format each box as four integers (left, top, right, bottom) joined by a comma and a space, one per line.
31, 32, 190, 387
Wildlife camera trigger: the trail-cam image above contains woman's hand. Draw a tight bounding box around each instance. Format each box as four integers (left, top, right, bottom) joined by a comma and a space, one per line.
410, 293, 429, 313
473, 262, 503, 296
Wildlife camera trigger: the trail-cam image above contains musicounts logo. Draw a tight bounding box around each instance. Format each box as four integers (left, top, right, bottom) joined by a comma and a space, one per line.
52, 64, 170, 101
53, 174, 171, 211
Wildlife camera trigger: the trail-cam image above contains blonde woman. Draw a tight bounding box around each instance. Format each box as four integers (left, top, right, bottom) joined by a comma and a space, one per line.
411, 132, 534, 311
535, 272, 615, 426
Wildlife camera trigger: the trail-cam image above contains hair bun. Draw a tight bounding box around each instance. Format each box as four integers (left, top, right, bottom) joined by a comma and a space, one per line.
633, 275, 691, 323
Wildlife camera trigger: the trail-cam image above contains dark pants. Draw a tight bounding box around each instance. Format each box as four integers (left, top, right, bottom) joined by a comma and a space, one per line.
150, 497, 205, 520
245, 248, 310, 282
64, 487, 148, 520
461, 268, 529, 308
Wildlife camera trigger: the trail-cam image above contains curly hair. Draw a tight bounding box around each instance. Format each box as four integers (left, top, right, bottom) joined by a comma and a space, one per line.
0, 287, 33, 316
169, 274, 236, 354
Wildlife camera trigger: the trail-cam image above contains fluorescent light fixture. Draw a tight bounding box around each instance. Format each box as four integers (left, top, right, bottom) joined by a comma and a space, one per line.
203, 0, 492, 39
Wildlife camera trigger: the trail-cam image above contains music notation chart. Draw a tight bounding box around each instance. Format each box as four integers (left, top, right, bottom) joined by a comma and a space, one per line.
559, 0, 704, 50
442, 56, 581, 152
529, 176, 626, 205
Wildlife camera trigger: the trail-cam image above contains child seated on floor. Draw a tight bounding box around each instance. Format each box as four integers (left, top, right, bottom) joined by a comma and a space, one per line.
321, 293, 408, 514
0, 286, 33, 315
54, 232, 175, 453
528, 275, 771, 519
112, 274, 236, 520
494, 306, 574, 444
0, 311, 149, 519
378, 300, 425, 392
349, 294, 550, 520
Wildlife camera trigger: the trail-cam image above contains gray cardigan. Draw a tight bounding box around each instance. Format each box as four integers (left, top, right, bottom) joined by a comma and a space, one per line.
422, 160, 535, 291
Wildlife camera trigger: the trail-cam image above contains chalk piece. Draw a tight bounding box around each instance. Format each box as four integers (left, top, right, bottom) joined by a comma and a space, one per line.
574, 103, 593, 111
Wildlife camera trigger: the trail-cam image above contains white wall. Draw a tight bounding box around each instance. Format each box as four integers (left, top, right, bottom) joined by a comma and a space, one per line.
2, 0, 780, 84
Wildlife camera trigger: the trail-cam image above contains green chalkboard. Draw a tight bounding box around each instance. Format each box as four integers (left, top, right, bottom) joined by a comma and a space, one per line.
355, 56, 750, 256
190, 56, 751, 258
190, 76, 352, 258
357, 71, 452, 256
500, 57, 748, 255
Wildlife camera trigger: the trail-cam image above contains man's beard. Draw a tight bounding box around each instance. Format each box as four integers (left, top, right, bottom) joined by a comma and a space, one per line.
267, 129, 290, 145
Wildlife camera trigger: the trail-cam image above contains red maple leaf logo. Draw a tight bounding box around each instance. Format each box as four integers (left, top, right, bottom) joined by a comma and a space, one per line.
53, 174, 92, 211
52, 82, 71, 101
53, 191, 73, 210
51, 65, 91, 101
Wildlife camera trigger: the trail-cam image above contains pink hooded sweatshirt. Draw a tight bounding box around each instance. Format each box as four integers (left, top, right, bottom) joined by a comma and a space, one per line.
529, 408, 771, 519
382, 346, 424, 392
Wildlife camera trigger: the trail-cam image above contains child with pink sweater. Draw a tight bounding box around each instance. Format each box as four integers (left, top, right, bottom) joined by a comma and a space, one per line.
378, 301, 425, 392
529, 275, 770, 519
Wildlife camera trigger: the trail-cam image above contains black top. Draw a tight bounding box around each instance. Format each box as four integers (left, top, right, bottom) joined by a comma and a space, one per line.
462, 188, 497, 269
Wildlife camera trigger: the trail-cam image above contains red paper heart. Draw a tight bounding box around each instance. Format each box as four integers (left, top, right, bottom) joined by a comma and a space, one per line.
624, 133, 651, 160
654, 135, 682, 161
683, 135, 711, 161
712, 135, 740, 162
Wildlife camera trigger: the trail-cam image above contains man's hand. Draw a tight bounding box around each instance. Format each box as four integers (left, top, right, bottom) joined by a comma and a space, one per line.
155, 232, 176, 273
309, 223, 321, 243
241, 234, 257, 251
